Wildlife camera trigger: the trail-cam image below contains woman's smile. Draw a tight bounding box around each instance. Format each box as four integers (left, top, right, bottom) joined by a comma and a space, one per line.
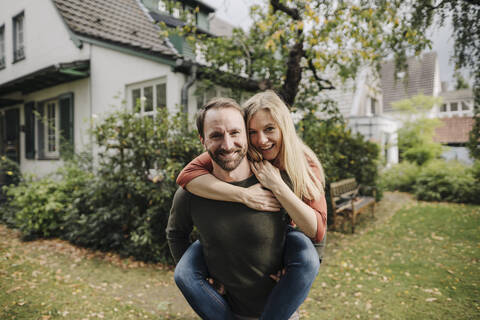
248, 109, 282, 162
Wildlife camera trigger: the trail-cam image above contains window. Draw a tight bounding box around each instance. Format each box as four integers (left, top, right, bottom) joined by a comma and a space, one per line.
129, 79, 167, 118
0, 25, 5, 69
450, 102, 458, 112
45, 101, 59, 157
34, 93, 74, 159
440, 104, 447, 112
461, 101, 470, 111
157, 0, 166, 12
370, 98, 377, 115
13, 12, 25, 62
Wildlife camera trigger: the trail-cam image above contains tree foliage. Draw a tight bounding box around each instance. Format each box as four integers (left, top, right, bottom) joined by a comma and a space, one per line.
163, 0, 432, 108
392, 94, 444, 165
409, 0, 479, 159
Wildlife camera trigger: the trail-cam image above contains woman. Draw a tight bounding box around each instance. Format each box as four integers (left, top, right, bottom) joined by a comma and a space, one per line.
175, 90, 327, 320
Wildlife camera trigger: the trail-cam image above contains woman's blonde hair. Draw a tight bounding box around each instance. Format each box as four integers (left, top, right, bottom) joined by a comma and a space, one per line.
243, 90, 325, 200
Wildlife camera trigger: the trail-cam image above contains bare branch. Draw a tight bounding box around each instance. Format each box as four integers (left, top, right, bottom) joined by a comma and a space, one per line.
307, 58, 335, 91
270, 0, 301, 20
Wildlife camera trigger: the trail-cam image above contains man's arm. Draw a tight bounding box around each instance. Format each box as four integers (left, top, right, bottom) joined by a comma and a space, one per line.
166, 187, 194, 265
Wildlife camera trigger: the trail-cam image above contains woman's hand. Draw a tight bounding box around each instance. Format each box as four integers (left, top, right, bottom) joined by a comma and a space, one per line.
243, 183, 281, 212
207, 277, 226, 295
269, 268, 286, 282
251, 161, 284, 191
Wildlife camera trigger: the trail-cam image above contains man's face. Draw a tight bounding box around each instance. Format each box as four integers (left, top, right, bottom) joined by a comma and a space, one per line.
201, 107, 248, 172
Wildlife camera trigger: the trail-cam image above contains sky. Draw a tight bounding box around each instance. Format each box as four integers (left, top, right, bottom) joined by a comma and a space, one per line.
202, 0, 472, 90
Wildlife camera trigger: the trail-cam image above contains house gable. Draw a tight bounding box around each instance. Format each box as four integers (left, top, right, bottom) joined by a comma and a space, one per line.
0, 0, 90, 86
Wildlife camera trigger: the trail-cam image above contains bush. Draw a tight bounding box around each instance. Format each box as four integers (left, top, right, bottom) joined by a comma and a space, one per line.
0, 156, 23, 226
414, 160, 479, 204
62, 108, 203, 262
299, 113, 381, 225
3, 158, 94, 240
379, 161, 421, 192
0, 156, 22, 187
5, 177, 65, 239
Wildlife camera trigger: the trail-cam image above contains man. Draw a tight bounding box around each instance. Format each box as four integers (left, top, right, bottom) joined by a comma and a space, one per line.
166, 98, 289, 319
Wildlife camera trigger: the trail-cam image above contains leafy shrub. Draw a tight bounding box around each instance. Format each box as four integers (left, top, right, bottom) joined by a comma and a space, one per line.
379, 161, 421, 192
414, 160, 479, 204
0, 156, 23, 226
299, 113, 381, 225
62, 108, 202, 262
5, 177, 66, 239
0, 156, 22, 187
3, 158, 94, 240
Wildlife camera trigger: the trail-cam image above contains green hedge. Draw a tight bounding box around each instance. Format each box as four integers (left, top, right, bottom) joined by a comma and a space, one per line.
414, 160, 479, 204
381, 160, 480, 204
379, 161, 421, 193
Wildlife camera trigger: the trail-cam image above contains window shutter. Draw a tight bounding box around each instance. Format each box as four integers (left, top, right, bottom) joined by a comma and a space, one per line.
59, 92, 74, 155
24, 101, 35, 159
36, 102, 45, 159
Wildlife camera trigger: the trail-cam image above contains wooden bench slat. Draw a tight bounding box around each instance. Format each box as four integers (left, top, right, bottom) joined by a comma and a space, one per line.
330, 178, 376, 233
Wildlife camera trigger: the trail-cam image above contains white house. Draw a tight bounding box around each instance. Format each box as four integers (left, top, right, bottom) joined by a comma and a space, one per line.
323, 52, 476, 166
322, 67, 399, 167
380, 52, 476, 164
0, 0, 236, 177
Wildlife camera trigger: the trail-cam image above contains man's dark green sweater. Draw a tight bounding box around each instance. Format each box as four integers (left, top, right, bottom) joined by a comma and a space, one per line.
166, 175, 289, 317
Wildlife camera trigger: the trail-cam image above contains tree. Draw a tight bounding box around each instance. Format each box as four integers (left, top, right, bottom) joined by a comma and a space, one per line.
454, 71, 470, 90
392, 94, 444, 166
163, 0, 433, 110
408, 0, 479, 159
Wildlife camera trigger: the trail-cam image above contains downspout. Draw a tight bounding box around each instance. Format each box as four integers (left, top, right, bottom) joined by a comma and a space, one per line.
181, 63, 197, 114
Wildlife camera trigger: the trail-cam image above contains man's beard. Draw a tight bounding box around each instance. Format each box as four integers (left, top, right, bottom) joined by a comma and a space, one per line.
208, 146, 247, 172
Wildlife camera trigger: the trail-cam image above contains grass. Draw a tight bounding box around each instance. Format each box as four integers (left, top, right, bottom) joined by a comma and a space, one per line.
0, 228, 196, 320
1, 193, 479, 319
303, 201, 480, 319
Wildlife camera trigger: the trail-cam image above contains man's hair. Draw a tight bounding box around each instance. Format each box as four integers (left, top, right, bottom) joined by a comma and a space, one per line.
196, 97, 244, 138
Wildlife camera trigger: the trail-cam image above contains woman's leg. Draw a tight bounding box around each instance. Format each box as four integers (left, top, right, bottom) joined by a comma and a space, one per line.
174, 240, 234, 320
260, 227, 320, 320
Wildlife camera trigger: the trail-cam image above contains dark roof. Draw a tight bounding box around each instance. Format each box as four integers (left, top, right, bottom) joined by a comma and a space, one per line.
53, 0, 178, 58
380, 52, 438, 112
0, 60, 90, 95
433, 117, 474, 144
179, 0, 215, 13
147, 10, 212, 35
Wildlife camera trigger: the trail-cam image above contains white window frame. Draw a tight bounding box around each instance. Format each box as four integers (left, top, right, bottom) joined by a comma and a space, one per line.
128, 78, 167, 119
440, 99, 474, 117
0, 25, 5, 69
157, 0, 167, 12
44, 100, 60, 158
13, 12, 25, 62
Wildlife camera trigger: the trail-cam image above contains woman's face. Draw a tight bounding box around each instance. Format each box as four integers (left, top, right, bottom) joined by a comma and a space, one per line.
248, 109, 283, 162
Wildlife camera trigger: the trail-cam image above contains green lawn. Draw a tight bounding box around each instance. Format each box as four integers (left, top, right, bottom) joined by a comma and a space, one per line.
1, 194, 479, 319
304, 201, 480, 319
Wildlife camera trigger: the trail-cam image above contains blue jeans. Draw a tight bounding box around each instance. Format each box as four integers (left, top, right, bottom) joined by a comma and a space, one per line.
174, 227, 320, 320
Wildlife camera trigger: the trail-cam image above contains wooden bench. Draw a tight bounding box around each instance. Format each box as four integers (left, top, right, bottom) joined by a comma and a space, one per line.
330, 178, 376, 233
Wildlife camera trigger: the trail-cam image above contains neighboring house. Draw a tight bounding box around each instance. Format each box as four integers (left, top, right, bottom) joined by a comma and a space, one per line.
434, 89, 475, 164
380, 52, 476, 164
433, 117, 474, 164
380, 52, 442, 117
323, 67, 399, 167
438, 88, 474, 118
0, 0, 236, 177
323, 52, 476, 167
